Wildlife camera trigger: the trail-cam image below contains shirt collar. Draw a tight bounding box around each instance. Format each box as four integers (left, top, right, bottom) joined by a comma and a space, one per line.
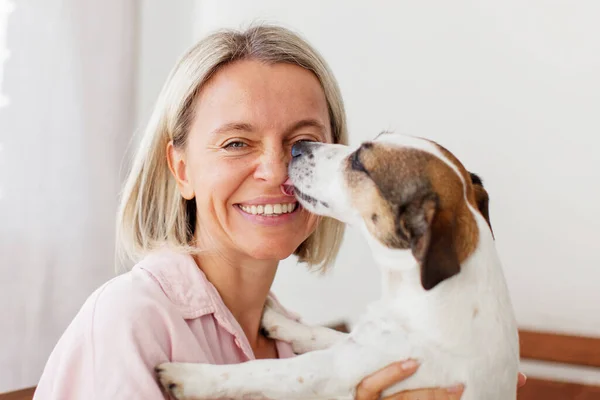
133, 247, 300, 360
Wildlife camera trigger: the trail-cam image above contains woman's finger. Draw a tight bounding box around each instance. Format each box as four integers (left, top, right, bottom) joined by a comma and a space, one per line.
384, 384, 464, 400
356, 365, 522, 399
355, 360, 419, 400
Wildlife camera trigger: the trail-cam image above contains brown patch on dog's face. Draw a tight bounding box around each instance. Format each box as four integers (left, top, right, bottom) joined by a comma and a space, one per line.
344, 139, 484, 290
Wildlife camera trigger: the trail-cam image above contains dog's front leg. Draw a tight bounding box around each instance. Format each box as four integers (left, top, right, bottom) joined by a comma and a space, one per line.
261, 303, 347, 354
157, 346, 368, 400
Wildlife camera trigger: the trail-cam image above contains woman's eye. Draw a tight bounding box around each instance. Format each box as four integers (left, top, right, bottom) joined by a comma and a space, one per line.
224, 141, 247, 149
294, 138, 320, 146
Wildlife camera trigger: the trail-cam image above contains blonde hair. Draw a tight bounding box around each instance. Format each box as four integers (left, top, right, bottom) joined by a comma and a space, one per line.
116, 24, 348, 271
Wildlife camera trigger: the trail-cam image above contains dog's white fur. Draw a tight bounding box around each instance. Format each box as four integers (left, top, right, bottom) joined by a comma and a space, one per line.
156, 133, 519, 399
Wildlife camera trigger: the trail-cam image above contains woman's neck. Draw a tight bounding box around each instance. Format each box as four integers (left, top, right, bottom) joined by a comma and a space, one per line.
194, 249, 278, 353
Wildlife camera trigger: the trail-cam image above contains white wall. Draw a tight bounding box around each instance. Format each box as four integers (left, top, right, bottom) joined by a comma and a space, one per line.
139, 0, 600, 384
1, 0, 137, 392
134, 0, 197, 131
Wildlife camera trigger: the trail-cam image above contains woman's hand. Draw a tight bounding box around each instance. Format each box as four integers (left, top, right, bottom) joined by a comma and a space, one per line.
354, 360, 528, 400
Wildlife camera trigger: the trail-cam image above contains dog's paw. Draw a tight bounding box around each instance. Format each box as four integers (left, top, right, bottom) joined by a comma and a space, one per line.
261, 308, 314, 354
155, 363, 198, 399
260, 303, 289, 340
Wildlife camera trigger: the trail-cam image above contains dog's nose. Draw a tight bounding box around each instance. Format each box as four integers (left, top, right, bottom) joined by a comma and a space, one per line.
291, 141, 309, 158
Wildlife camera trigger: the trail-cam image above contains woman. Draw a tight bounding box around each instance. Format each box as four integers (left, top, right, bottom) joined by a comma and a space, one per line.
34, 24, 524, 399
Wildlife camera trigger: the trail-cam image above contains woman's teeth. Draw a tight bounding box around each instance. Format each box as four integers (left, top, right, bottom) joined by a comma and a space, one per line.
239, 203, 298, 216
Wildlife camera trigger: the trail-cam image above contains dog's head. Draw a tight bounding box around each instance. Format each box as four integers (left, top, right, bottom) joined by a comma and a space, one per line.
288, 132, 493, 290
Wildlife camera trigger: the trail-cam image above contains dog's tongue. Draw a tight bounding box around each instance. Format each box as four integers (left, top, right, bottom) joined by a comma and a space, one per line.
281, 177, 295, 196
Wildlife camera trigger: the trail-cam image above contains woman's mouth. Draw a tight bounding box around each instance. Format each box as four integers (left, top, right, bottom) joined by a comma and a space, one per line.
236, 202, 299, 216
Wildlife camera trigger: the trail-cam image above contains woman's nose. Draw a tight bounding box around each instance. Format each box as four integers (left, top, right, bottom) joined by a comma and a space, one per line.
254, 149, 290, 183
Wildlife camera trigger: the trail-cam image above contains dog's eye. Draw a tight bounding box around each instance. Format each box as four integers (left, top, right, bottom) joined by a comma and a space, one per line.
350, 149, 369, 174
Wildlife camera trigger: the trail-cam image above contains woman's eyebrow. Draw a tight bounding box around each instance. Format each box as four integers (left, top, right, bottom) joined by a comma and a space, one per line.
210, 119, 327, 137
283, 119, 327, 136
210, 122, 254, 136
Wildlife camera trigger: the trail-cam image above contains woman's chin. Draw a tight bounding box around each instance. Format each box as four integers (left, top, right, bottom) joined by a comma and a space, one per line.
242, 242, 301, 263
250, 250, 295, 262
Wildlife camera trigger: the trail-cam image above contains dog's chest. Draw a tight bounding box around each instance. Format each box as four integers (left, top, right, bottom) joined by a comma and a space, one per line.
341, 284, 519, 399
365, 283, 506, 336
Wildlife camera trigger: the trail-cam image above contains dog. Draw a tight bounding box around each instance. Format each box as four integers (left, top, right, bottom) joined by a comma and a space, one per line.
156, 132, 520, 399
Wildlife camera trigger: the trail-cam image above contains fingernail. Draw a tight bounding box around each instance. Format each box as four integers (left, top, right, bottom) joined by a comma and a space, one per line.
446, 384, 464, 393
400, 359, 419, 370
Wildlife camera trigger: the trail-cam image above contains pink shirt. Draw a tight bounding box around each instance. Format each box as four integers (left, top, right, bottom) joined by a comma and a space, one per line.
33, 248, 298, 399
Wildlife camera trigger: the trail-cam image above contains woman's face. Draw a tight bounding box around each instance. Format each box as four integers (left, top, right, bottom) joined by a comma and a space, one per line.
168, 59, 333, 262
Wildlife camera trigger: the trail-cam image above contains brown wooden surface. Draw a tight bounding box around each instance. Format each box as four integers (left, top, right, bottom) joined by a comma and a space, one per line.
518, 377, 600, 400
519, 329, 600, 368
0, 387, 35, 400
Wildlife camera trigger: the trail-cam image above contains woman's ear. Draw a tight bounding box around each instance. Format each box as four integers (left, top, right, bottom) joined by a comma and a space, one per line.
166, 141, 195, 200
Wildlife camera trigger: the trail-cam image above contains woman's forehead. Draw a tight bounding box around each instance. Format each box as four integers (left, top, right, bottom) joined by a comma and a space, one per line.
191, 60, 332, 138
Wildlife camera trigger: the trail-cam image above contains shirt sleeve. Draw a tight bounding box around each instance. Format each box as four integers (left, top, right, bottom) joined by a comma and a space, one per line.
33, 279, 186, 400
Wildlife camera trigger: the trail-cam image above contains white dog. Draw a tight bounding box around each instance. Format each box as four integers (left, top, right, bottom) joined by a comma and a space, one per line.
156, 132, 520, 399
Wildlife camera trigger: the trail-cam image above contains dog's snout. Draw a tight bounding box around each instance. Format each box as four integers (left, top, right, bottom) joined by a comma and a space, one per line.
291, 140, 314, 159
291, 143, 303, 158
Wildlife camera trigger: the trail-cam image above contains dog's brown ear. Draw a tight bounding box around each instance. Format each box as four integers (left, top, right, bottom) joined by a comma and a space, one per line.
469, 172, 494, 238
398, 194, 461, 291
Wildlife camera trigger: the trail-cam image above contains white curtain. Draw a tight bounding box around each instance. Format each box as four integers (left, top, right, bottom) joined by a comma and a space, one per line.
0, 0, 137, 392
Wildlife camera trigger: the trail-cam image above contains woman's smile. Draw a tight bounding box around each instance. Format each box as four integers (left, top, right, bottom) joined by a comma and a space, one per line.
235, 198, 302, 227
